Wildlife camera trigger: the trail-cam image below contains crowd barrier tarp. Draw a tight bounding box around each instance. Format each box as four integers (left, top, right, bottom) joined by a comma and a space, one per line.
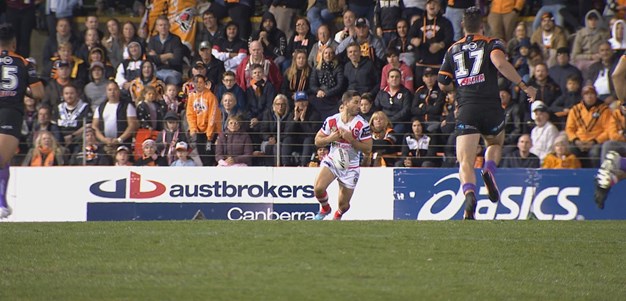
394, 168, 626, 220
7, 167, 393, 222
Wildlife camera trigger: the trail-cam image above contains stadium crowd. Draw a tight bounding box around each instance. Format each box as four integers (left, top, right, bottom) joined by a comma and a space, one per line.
2, 0, 625, 168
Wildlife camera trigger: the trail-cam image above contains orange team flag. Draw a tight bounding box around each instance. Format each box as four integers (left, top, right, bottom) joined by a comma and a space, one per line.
144, 0, 197, 51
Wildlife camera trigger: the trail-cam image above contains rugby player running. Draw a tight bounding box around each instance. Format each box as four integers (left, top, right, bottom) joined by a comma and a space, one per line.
437, 7, 537, 219
0, 24, 45, 218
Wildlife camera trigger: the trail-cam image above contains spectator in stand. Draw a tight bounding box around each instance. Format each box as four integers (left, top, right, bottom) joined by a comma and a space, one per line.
22, 130, 67, 166
529, 101, 559, 163
163, 84, 181, 113
374, 0, 402, 47
246, 64, 277, 129
500, 134, 540, 168
209, 0, 253, 40
170, 141, 196, 167
542, 134, 582, 169
43, 61, 75, 111
520, 63, 561, 121
101, 18, 123, 69
76, 28, 102, 64
585, 42, 618, 102
359, 92, 375, 122
220, 92, 249, 132
129, 61, 166, 104
179, 60, 208, 107
308, 24, 338, 68
506, 22, 528, 59
335, 10, 357, 44
307, 0, 342, 37
135, 138, 168, 166
186, 74, 222, 166
268, 1, 304, 40
28, 105, 62, 149
79, 15, 104, 42
408, 0, 453, 86
115, 41, 144, 98
55, 84, 93, 153
156, 111, 189, 165
6, 0, 37, 57
281, 49, 311, 106
216, 71, 247, 114
548, 47, 583, 94
259, 94, 291, 166
401, 0, 425, 21
337, 17, 386, 68
113, 145, 133, 166
395, 118, 436, 167
42, 18, 80, 71
309, 46, 345, 119
487, 0, 524, 41
120, 21, 143, 61
284, 92, 321, 166
307, 146, 329, 167
609, 20, 626, 56
411, 67, 444, 133
530, 12, 568, 67
236, 40, 283, 91
367, 111, 399, 167
531, 0, 567, 31
92, 82, 139, 155
215, 115, 254, 167
136, 86, 167, 131
348, 0, 375, 27
68, 127, 112, 166
250, 12, 288, 66
565, 86, 612, 168
344, 43, 380, 96
285, 17, 316, 65
84, 62, 109, 112
500, 88, 523, 153
389, 19, 416, 66
146, 15, 185, 85
45, 42, 88, 88
193, 41, 225, 92
212, 21, 248, 72
195, 10, 223, 53
86, 46, 116, 81
443, 0, 474, 41
572, 10, 610, 71
374, 69, 413, 135
381, 48, 414, 92
512, 38, 530, 82
550, 75, 582, 128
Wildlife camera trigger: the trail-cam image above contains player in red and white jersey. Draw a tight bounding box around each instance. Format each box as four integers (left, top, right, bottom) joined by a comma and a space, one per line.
0, 23, 45, 218
312, 90, 372, 220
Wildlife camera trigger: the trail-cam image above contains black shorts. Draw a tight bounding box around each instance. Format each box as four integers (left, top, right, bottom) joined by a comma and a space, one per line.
455, 104, 505, 136
0, 108, 24, 138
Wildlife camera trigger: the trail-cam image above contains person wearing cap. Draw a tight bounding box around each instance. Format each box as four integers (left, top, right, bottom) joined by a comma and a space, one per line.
531, 0, 567, 31
548, 48, 583, 94
113, 145, 132, 166
529, 101, 559, 163
135, 138, 168, 166
380, 48, 414, 91
115, 40, 145, 94
488, 0, 525, 41
92, 82, 139, 155
571, 10, 610, 71
283, 91, 321, 166
43, 59, 77, 110
411, 67, 443, 132
146, 15, 185, 85
68, 126, 112, 166
336, 16, 386, 65
530, 12, 569, 68
171, 141, 196, 166
186, 74, 222, 166
211, 21, 247, 72
84, 61, 108, 113
193, 41, 225, 92
438, 7, 538, 220
565, 85, 612, 168
195, 10, 223, 52
156, 110, 189, 165
215, 115, 253, 167
408, 0, 454, 87
235, 40, 283, 91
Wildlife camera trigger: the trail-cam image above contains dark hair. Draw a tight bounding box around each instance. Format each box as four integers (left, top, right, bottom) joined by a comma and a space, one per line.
0, 23, 16, 46
62, 83, 79, 93
193, 74, 207, 82
387, 68, 401, 77
341, 90, 360, 103
566, 74, 581, 84
463, 6, 483, 33
250, 63, 264, 71
385, 47, 399, 57
202, 10, 215, 17
361, 92, 374, 103
222, 70, 236, 79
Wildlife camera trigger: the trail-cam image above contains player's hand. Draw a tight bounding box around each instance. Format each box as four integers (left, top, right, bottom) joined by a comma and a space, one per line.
524, 86, 538, 102
338, 127, 354, 142
328, 128, 342, 142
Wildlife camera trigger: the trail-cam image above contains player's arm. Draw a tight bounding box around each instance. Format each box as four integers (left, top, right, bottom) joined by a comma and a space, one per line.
27, 82, 45, 101
438, 53, 455, 93
315, 130, 340, 148
612, 55, 626, 101
491, 49, 537, 101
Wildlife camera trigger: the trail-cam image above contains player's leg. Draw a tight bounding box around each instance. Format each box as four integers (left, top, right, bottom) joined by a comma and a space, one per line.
335, 184, 355, 220
482, 130, 505, 203
456, 133, 480, 219
313, 166, 336, 220
595, 141, 626, 209
0, 133, 19, 218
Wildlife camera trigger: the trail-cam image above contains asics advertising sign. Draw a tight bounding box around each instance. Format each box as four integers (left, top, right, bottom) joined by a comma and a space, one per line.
394, 169, 626, 220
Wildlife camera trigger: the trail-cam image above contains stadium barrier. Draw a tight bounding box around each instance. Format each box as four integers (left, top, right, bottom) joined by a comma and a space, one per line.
4, 166, 625, 222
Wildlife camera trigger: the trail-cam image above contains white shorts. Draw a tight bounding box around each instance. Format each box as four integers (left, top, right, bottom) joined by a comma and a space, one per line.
321, 157, 360, 190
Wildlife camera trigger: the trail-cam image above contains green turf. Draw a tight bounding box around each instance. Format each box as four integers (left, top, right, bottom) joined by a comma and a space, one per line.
1, 221, 625, 300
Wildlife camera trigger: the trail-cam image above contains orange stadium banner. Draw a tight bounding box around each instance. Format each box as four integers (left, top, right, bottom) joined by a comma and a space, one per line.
144, 0, 197, 51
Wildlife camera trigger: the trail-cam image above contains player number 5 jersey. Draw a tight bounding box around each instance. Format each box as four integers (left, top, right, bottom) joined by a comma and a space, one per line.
0, 50, 41, 113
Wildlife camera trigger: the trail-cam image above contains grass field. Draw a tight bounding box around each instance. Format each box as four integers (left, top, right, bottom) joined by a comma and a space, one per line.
1, 221, 625, 300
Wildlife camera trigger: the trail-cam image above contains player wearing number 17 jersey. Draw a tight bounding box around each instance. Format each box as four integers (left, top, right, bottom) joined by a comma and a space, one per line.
0, 24, 45, 218
312, 90, 372, 220
437, 7, 537, 220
